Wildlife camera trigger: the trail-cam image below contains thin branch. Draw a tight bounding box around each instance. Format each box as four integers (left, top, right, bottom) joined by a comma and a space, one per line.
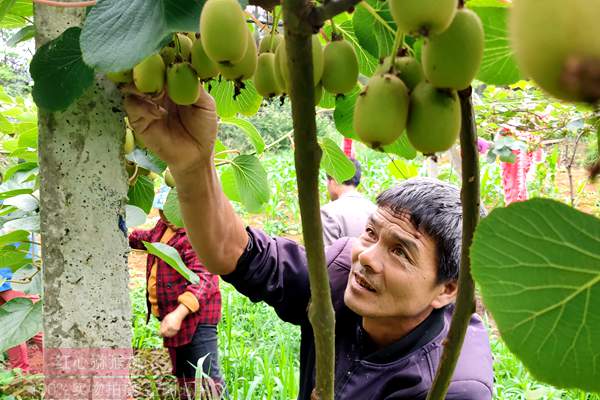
426, 87, 481, 400
246, 11, 269, 32
309, 0, 363, 30
33, 0, 97, 7
283, 0, 335, 397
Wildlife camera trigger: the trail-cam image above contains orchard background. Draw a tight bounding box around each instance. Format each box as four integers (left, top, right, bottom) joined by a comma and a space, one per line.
0, 0, 598, 399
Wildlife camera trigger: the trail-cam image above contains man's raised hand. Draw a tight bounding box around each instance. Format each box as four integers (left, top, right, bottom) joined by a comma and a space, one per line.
123, 86, 218, 175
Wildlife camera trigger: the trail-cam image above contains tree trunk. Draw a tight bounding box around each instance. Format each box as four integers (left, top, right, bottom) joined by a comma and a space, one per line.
35, 4, 132, 399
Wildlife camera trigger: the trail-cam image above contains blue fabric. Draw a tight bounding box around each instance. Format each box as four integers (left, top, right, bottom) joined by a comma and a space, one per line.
152, 185, 170, 210
0, 268, 13, 292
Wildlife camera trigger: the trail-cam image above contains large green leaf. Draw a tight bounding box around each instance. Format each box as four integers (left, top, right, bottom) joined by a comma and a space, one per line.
382, 132, 417, 160
125, 205, 147, 228
333, 86, 360, 139
127, 175, 155, 214
163, 0, 205, 32
0, 188, 32, 201
230, 155, 269, 213
220, 117, 265, 154
0, 0, 17, 23
353, 0, 396, 60
81, 0, 167, 72
0, 298, 42, 353
471, 6, 521, 86
220, 166, 241, 203
0, 250, 31, 272
30, 27, 95, 111
471, 199, 600, 392
207, 80, 263, 118
0, 0, 31, 28
320, 138, 356, 183
143, 242, 200, 284
162, 188, 185, 228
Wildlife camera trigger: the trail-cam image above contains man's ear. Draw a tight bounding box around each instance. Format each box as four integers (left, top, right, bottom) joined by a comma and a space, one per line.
431, 280, 458, 309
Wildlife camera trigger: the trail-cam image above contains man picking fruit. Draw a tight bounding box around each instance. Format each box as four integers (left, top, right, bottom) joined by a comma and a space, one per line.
124, 87, 493, 399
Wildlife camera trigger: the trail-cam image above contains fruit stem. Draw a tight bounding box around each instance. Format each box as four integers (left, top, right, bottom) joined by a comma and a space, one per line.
426, 87, 481, 400
329, 18, 339, 38
384, 28, 404, 73
269, 6, 282, 51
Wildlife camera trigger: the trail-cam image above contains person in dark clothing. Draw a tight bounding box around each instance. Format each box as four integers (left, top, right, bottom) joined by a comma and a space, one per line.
124, 88, 494, 399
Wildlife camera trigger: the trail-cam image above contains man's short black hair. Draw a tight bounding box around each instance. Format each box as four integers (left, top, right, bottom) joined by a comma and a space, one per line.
376, 178, 486, 284
328, 158, 362, 187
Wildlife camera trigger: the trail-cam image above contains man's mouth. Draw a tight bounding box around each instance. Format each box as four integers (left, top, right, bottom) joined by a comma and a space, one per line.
354, 273, 376, 292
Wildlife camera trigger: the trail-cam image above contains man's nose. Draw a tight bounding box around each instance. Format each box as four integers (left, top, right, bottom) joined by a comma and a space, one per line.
358, 244, 384, 274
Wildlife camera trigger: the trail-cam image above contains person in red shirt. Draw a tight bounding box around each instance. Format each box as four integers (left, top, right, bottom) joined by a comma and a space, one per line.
128, 194, 224, 399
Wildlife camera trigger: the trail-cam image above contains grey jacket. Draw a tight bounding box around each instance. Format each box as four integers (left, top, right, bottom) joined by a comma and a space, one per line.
223, 227, 494, 399
321, 191, 376, 246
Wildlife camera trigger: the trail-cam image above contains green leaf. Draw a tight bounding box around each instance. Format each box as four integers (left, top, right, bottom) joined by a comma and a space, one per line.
163, 0, 205, 32
143, 242, 200, 284
3, 215, 40, 232
230, 155, 269, 213
0, 298, 42, 353
235, 81, 263, 117
333, 86, 360, 139
3, 162, 37, 182
0, 230, 29, 248
382, 132, 417, 160
30, 27, 95, 111
17, 128, 37, 149
320, 138, 356, 183
0, 250, 30, 272
207, 80, 262, 118
386, 158, 418, 179
126, 149, 167, 173
81, 0, 167, 72
471, 199, 600, 392
471, 6, 521, 86
0, 188, 32, 200
0, 0, 31, 28
125, 205, 147, 228
163, 188, 184, 228
220, 117, 265, 154
3, 193, 38, 212
318, 90, 336, 109
353, 0, 396, 60
127, 175, 155, 214
0, 0, 17, 22
220, 166, 241, 203
7, 24, 34, 46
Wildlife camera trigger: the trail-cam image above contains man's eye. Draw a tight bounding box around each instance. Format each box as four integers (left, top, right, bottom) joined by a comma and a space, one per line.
392, 247, 405, 257
365, 228, 376, 238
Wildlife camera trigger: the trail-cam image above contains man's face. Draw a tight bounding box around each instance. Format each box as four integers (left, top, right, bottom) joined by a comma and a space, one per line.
344, 207, 456, 321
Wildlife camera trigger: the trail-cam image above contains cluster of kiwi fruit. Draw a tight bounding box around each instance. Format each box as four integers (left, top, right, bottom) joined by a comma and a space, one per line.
354, 0, 484, 154
108, 0, 361, 105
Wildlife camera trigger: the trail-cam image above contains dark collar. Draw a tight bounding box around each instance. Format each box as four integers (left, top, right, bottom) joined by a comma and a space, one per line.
358, 307, 445, 364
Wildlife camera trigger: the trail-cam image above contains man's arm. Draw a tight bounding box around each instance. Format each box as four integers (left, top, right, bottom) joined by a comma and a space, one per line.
124, 89, 247, 275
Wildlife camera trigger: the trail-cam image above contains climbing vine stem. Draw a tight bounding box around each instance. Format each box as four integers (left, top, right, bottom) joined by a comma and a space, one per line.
426, 86, 481, 400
